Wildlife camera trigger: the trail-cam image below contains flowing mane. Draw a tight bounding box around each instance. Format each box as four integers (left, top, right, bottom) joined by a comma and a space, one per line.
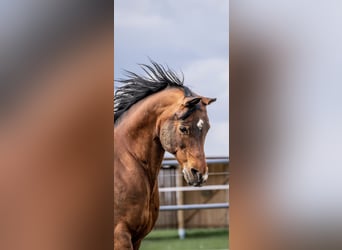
114, 61, 193, 124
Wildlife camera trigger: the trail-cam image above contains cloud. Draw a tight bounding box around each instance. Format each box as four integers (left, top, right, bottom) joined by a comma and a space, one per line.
115, 9, 171, 30
114, 0, 228, 57
183, 58, 229, 96
183, 58, 229, 123
205, 120, 229, 156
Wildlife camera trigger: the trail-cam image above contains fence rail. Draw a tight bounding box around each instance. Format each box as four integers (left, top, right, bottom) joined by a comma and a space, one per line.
159, 184, 229, 192
157, 156, 229, 238
162, 156, 229, 167
160, 202, 229, 211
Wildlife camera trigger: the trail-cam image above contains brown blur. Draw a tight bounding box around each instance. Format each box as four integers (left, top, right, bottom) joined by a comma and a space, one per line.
0, 2, 113, 250
230, 28, 284, 250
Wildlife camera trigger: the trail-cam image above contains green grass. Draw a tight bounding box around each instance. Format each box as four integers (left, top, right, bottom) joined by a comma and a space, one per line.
140, 228, 229, 250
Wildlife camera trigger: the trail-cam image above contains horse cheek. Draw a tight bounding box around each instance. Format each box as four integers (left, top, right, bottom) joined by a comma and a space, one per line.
159, 123, 176, 153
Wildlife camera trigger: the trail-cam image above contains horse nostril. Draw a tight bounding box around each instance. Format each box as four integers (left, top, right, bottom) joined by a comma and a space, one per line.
190, 168, 203, 182
190, 168, 198, 176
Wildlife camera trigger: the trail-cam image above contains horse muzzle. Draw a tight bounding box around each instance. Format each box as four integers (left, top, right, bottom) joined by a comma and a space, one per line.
182, 167, 208, 187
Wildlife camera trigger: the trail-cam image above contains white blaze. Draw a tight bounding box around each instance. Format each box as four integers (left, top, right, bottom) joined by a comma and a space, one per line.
197, 119, 204, 130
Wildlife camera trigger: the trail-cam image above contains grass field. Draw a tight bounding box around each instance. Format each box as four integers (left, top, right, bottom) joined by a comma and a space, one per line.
140, 228, 229, 250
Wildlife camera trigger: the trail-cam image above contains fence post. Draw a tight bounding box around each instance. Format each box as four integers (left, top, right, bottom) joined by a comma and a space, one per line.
176, 166, 185, 239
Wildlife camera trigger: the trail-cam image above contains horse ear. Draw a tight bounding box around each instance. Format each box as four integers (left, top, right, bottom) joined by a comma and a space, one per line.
183, 97, 201, 107
201, 97, 217, 105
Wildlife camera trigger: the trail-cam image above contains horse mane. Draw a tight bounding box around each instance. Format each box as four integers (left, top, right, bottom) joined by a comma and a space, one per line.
114, 60, 193, 124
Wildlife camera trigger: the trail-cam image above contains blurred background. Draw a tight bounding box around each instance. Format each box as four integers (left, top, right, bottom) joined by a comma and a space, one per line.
230, 1, 342, 249
0, 1, 113, 250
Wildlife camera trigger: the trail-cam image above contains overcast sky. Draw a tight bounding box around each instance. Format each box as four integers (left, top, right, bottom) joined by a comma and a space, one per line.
114, 0, 229, 156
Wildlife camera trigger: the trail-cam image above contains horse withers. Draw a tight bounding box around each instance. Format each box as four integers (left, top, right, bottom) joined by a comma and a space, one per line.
114, 61, 216, 249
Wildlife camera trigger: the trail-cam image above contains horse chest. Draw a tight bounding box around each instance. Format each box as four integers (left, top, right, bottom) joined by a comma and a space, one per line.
115, 166, 159, 224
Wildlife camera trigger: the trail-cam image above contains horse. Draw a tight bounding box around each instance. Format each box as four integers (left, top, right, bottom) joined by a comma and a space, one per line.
114, 61, 216, 249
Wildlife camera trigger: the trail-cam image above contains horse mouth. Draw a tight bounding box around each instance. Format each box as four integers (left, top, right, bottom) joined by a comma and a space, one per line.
182, 168, 207, 186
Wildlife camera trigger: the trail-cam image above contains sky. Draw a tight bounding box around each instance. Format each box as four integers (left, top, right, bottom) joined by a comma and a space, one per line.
114, 0, 229, 156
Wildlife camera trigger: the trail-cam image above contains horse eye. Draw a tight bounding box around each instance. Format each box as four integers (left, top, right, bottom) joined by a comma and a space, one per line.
179, 126, 188, 134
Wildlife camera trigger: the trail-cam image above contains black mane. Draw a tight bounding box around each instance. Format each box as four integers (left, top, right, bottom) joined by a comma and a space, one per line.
114, 60, 192, 124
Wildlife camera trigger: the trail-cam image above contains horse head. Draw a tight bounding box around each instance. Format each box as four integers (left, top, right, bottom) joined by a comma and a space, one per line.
159, 94, 216, 186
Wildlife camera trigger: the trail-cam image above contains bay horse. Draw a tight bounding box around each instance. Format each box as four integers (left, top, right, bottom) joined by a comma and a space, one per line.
114, 61, 216, 249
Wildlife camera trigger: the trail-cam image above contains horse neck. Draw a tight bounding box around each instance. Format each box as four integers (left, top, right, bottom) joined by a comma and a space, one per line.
115, 89, 182, 181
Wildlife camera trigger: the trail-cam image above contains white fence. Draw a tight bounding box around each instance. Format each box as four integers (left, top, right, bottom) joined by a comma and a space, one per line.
158, 157, 229, 238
